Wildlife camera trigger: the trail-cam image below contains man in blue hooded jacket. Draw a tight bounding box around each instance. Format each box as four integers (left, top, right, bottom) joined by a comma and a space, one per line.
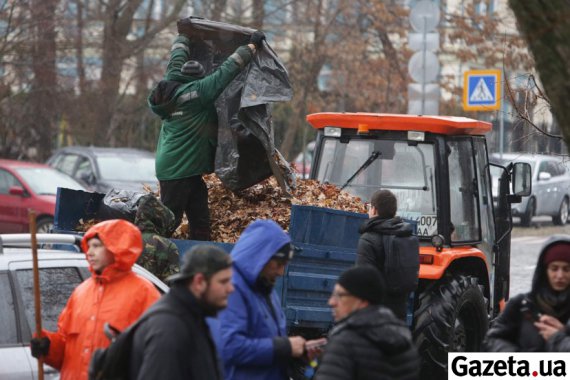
218, 219, 306, 380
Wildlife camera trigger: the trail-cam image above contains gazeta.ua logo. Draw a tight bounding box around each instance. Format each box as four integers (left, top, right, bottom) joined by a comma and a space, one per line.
449, 353, 569, 379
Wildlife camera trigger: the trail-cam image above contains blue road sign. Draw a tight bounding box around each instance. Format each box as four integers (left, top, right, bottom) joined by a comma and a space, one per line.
463, 70, 501, 111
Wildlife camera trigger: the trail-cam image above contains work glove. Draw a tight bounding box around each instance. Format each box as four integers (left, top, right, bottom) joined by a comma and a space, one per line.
250, 31, 266, 50
30, 336, 50, 358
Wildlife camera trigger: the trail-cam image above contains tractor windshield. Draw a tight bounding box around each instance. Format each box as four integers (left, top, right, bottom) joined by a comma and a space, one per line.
315, 138, 437, 236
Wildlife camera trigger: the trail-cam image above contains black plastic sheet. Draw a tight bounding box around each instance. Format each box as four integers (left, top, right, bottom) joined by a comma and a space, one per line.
177, 17, 295, 193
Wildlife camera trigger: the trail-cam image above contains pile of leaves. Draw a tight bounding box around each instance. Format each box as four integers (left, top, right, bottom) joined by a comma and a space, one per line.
176, 175, 366, 243
75, 175, 366, 243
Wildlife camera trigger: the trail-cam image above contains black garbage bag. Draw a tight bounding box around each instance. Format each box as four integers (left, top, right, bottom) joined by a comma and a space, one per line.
96, 189, 147, 222
177, 17, 296, 193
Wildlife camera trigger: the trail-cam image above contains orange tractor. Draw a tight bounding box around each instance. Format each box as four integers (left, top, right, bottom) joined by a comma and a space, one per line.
305, 112, 531, 376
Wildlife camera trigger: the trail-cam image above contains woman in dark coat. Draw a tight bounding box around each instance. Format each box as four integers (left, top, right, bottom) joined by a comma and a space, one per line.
483, 235, 570, 352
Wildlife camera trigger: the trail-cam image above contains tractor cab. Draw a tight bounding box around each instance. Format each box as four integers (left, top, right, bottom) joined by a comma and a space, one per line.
307, 112, 531, 375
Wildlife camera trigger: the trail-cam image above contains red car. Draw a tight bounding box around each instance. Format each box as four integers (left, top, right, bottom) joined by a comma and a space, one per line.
0, 159, 86, 233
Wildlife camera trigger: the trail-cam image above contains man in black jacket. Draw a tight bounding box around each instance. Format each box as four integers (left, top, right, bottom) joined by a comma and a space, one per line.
129, 245, 234, 380
314, 267, 420, 380
356, 189, 419, 320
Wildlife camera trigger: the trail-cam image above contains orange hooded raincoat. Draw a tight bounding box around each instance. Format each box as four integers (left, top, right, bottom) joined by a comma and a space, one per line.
42, 219, 160, 380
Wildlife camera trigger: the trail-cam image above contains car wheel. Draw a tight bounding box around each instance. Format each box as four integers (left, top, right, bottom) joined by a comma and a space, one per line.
36, 217, 54, 233
413, 275, 488, 378
553, 198, 569, 225
520, 197, 535, 227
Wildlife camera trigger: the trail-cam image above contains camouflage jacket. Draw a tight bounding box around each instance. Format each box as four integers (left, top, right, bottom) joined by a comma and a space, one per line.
134, 195, 180, 281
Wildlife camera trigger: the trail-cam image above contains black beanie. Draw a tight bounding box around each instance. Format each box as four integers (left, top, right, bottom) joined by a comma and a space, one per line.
338, 266, 385, 305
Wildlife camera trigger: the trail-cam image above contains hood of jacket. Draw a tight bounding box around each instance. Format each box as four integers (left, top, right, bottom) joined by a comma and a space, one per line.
134, 195, 176, 237
147, 76, 197, 119
531, 234, 570, 295
230, 220, 291, 287
81, 219, 143, 278
332, 306, 414, 355
358, 216, 413, 237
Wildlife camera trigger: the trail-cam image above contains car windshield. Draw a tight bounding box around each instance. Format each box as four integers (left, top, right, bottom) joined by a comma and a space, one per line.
96, 155, 156, 182
15, 167, 85, 195
316, 138, 437, 235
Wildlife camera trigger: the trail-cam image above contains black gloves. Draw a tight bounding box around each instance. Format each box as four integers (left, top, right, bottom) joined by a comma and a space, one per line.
250, 31, 266, 50
30, 336, 50, 358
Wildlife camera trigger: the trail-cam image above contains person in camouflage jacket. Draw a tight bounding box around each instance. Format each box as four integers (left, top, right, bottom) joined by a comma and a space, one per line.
134, 195, 180, 281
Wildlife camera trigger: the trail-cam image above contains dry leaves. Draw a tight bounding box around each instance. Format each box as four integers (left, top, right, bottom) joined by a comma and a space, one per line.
175, 175, 366, 243
76, 175, 366, 243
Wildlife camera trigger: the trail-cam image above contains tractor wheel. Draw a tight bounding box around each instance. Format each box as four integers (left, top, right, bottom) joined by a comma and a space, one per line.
520, 197, 535, 227
552, 197, 569, 225
413, 275, 488, 379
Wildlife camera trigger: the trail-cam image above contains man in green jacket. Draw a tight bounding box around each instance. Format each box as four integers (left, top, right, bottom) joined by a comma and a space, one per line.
148, 30, 265, 240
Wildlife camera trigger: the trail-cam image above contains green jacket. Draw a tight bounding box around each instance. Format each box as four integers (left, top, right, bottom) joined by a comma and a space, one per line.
134, 195, 180, 281
149, 35, 254, 180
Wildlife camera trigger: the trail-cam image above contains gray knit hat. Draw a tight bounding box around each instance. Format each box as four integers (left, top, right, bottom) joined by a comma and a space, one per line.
181, 60, 205, 78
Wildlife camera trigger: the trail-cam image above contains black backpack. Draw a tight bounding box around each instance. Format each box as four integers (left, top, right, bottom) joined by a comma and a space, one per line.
382, 231, 420, 294
88, 307, 176, 380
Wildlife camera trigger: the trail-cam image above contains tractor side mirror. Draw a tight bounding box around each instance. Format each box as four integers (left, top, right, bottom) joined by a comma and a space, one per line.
512, 162, 531, 196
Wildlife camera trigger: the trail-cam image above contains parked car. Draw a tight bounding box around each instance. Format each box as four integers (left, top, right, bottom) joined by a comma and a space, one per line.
0, 233, 168, 380
0, 160, 86, 234
47, 146, 157, 193
490, 153, 570, 226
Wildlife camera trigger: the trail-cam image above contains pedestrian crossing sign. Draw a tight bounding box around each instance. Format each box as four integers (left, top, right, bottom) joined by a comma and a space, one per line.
463, 70, 501, 111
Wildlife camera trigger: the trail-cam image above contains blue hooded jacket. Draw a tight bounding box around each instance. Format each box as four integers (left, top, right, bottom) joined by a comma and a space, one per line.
218, 220, 291, 380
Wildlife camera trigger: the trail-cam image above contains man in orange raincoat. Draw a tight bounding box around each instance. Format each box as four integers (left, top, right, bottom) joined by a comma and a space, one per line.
30, 219, 160, 380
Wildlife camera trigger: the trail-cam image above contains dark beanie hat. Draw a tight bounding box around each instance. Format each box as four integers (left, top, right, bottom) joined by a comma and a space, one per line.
338, 266, 385, 305
543, 242, 570, 266
181, 60, 205, 78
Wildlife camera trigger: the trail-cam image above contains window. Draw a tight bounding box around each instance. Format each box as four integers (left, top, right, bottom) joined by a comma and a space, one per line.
0, 169, 21, 194
315, 137, 437, 236
54, 154, 79, 176
75, 157, 95, 181
15, 267, 83, 335
448, 140, 480, 242
0, 273, 18, 344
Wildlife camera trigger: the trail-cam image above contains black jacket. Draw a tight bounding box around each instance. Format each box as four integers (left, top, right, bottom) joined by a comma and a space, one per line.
129, 286, 222, 380
356, 216, 417, 319
484, 235, 570, 352
315, 306, 420, 380
546, 322, 570, 352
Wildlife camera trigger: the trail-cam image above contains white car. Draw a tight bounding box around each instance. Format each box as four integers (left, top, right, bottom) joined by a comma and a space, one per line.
0, 234, 168, 380
491, 153, 570, 226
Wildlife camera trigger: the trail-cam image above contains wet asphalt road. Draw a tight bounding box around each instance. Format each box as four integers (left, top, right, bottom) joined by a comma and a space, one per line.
509, 217, 570, 296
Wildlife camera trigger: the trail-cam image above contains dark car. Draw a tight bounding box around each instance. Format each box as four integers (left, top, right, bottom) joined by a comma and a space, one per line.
0, 160, 86, 234
0, 233, 168, 380
47, 146, 157, 193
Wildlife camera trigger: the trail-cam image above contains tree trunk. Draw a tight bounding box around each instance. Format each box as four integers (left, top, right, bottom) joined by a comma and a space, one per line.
509, 0, 570, 150
251, 0, 264, 29
74, 0, 87, 95
30, 0, 58, 160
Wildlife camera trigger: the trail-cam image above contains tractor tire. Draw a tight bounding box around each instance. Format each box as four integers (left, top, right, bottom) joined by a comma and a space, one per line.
520, 197, 535, 227
413, 275, 488, 379
552, 197, 569, 225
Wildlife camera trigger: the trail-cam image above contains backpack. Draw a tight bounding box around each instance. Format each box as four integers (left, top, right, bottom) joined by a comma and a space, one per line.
88, 307, 176, 380
382, 232, 420, 294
